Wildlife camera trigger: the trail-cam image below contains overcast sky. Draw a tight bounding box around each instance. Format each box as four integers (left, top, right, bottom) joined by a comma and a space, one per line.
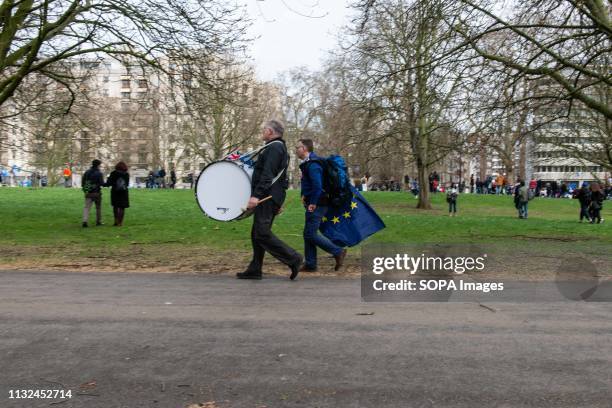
242, 0, 354, 81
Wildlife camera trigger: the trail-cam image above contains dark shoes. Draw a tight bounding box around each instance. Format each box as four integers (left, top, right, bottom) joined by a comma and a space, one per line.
289, 255, 304, 281
334, 249, 347, 271
236, 271, 262, 280
299, 265, 318, 272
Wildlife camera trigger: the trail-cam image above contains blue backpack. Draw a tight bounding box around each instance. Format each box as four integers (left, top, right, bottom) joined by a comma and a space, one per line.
320, 155, 352, 208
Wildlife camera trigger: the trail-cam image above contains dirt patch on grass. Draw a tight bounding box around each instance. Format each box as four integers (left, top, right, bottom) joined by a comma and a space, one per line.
1, 244, 609, 281
0, 244, 362, 278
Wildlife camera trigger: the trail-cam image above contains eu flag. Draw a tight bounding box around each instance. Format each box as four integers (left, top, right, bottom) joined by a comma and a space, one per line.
319, 186, 385, 247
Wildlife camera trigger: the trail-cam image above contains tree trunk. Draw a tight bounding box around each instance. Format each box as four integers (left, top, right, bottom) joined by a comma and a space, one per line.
416, 163, 431, 209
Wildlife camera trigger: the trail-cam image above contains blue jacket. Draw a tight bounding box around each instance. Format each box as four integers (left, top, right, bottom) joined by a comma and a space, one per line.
299, 152, 326, 206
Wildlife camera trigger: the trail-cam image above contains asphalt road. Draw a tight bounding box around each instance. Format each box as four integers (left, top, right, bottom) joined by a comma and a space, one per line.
0, 270, 611, 408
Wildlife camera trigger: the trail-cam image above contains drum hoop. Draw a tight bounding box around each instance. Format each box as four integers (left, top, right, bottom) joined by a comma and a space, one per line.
194, 160, 252, 222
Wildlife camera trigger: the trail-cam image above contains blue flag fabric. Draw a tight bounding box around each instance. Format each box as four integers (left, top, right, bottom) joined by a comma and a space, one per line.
319, 186, 385, 247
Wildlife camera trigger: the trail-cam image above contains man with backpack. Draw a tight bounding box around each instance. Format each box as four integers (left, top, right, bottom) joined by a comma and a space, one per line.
296, 139, 347, 272
514, 180, 531, 219
81, 159, 105, 227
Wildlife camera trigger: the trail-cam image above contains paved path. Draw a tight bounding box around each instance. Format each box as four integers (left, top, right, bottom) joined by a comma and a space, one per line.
0, 270, 611, 407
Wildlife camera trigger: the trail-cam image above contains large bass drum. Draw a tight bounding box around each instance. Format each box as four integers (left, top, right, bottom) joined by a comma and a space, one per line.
195, 160, 254, 221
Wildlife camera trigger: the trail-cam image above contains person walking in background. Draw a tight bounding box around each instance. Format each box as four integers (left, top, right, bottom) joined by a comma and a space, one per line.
81, 159, 104, 227
105, 161, 130, 226
158, 168, 166, 188
170, 167, 177, 189
495, 174, 504, 194
575, 183, 591, 223
529, 178, 537, 194
63, 166, 72, 188
447, 184, 458, 216
146, 171, 154, 189
589, 182, 605, 224
188, 172, 194, 189
515, 180, 530, 219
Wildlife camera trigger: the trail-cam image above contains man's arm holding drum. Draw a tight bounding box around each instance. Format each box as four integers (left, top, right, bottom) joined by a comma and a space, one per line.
248, 147, 283, 209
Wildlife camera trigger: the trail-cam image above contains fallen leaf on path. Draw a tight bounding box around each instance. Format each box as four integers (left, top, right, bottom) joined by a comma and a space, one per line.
79, 380, 96, 389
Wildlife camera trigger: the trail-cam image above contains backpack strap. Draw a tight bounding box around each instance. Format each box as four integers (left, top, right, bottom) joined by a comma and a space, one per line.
245, 140, 287, 186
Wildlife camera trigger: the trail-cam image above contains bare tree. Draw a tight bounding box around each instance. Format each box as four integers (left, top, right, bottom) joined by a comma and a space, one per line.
0, 0, 248, 110
345, 0, 479, 209
455, 0, 611, 121
166, 57, 279, 169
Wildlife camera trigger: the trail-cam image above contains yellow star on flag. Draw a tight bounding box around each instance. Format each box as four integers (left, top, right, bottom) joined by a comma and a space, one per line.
343, 211, 351, 219
351, 201, 358, 209
322, 216, 328, 222
331, 216, 340, 224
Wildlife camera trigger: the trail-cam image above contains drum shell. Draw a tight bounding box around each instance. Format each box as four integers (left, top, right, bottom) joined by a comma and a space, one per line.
195, 160, 254, 222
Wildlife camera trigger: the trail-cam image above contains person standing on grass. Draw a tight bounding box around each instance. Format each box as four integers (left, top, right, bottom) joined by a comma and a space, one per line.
514, 180, 530, 219
170, 167, 177, 189
589, 183, 605, 224
296, 138, 347, 273
446, 184, 458, 216
105, 161, 130, 227
81, 159, 104, 228
575, 183, 591, 223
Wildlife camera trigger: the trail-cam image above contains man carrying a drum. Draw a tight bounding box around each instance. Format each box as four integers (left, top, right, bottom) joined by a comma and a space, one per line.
237, 120, 303, 280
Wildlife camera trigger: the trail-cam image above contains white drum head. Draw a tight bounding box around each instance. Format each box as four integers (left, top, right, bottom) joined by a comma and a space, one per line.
195, 161, 252, 221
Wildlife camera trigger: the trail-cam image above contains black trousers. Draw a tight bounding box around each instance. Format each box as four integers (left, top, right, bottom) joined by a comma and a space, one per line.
247, 200, 300, 272
580, 204, 590, 221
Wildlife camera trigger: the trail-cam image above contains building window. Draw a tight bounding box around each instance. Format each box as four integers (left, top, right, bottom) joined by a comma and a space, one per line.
103, 76, 109, 83
102, 89, 109, 97
121, 79, 131, 88
138, 152, 148, 164
137, 92, 147, 99
121, 92, 131, 99
138, 79, 148, 88
121, 101, 131, 112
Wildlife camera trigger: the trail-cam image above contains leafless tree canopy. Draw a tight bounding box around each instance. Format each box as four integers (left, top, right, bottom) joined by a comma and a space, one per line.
0, 0, 248, 108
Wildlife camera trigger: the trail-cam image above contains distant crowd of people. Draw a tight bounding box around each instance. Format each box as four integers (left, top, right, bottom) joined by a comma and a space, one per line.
145, 168, 177, 189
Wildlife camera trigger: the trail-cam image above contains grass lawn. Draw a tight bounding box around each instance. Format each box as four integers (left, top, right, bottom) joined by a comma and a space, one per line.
1, 187, 610, 277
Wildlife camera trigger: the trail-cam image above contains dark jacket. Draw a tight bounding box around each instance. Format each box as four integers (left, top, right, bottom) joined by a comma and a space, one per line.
576, 187, 591, 206
251, 138, 289, 206
590, 190, 604, 210
82, 167, 104, 194
299, 152, 326, 206
105, 170, 130, 208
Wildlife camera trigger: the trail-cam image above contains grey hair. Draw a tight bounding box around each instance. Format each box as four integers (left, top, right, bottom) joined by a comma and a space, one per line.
264, 119, 284, 137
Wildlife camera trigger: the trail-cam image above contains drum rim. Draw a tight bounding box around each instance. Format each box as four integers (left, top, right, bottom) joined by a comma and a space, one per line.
194, 159, 252, 222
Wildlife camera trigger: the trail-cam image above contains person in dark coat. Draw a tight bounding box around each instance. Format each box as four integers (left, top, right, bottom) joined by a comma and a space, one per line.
589, 182, 605, 224
81, 159, 105, 227
105, 161, 130, 226
575, 183, 591, 223
237, 120, 303, 280
297, 138, 346, 272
